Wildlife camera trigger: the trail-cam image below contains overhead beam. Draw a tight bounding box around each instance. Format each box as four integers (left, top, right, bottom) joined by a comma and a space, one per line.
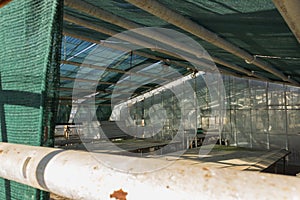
64, 14, 210, 73
62, 32, 297, 87
59, 102, 112, 106
63, 30, 196, 74
64, 14, 267, 81
61, 60, 170, 81
124, 0, 298, 85
60, 76, 152, 89
63, 30, 248, 79
63, 30, 167, 63
59, 96, 125, 101
273, 0, 300, 43
59, 87, 132, 94
63, 1, 268, 81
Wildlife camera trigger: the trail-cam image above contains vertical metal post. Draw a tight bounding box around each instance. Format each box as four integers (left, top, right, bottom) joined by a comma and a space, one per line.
141, 99, 144, 138
233, 77, 238, 146
229, 77, 234, 145
218, 76, 223, 145
171, 86, 174, 140
161, 93, 164, 140
207, 82, 209, 130
266, 82, 270, 150
151, 92, 154, 138
284, 84, 289, 151
182, 81, 186, 148
194, 78, 198, 147
135, 100, 138, 139
248, 79, 253, 148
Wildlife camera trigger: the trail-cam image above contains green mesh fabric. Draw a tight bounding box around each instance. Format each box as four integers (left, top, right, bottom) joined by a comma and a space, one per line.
0, 0, 62, 199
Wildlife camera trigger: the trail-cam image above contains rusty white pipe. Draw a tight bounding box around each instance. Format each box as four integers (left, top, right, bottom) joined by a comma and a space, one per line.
64, 0, 267, 81
124, 0, 298, 85
1, 142, 300, 200
273, 0, 300, 43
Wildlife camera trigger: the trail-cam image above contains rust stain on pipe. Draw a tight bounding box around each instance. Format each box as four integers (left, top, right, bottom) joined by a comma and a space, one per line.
0, 0, 12, 8
110, 189, 128, 200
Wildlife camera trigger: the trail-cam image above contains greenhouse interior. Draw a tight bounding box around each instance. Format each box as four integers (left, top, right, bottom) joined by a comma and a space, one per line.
1, 0, 300, 199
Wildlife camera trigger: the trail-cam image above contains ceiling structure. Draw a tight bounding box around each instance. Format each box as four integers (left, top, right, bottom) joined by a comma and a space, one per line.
60, 0, 300, 110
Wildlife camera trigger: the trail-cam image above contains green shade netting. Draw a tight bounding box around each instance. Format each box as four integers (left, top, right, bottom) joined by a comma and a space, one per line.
0, 0, 62, 199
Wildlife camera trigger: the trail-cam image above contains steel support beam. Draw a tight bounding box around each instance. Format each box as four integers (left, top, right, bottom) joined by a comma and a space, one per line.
63, 30, 247, 79
61, 60, 169, 81
0, 142, 300, 199
63, 0, 268, 81
64, 14, 215, 74
124, 0, 298, 85
62, 30, 200, 75
63, 30, 281, 85
273, 0, 300, 43
63, 29, 270, 84
60, 76, 152, 89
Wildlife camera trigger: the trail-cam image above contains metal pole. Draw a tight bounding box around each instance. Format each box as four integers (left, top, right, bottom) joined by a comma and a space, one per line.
194, 77, 198, 147
266, 82, 270, 150
273, 0, 300, 43
124, 0, 298, 85
1, 142, 300, 199
229, 76, 234, 145
248, 79, 253, 148
64, 1, 271, 82
284, 84, 289, 151
218, 75, 223, 145
233, 78, 238, 146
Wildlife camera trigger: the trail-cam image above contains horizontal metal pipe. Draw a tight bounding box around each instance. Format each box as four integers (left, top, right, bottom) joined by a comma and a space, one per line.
61, 60, 169, 81
59, 102, 112, 106
62, 30, 195, 73
63, 1, 264, 80
64, 14, 212, 73
60, 76, 152, 89
1, 142, 300, 200
62, 31, 299, 87
273, 0, 300, 43
124, 0, 298, 85
62, 30, 268, 82
59, 87, 132, 94
59, 96, 125, 101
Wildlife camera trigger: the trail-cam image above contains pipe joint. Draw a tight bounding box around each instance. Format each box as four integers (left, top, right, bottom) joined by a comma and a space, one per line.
245, 56, 257, 64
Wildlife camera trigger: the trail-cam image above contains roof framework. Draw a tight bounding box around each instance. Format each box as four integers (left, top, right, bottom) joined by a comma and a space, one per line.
60, 0, 300, 107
